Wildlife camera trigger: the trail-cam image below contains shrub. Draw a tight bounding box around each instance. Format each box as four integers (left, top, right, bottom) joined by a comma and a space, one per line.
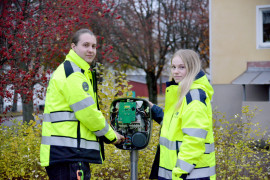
0, 117, 47, 179
95, 63, 134, 120
213, 106, 270, 179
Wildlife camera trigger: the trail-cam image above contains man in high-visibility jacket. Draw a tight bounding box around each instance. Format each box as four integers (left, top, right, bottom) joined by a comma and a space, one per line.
40, 29, 124, 179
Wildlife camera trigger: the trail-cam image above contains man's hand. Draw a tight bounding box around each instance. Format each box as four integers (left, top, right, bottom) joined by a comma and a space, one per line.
113, 131, 125, 144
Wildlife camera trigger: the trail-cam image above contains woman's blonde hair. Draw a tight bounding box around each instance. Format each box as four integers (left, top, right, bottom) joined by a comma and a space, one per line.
170, 49, 202, 109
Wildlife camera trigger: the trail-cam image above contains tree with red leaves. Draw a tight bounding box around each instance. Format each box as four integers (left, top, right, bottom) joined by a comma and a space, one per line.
97, 0, 209, 104
0, 0, 118, 123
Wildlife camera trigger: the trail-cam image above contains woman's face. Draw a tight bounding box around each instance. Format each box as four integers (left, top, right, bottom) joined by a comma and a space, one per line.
171, 56, 187, 83
71, 33, 97, 63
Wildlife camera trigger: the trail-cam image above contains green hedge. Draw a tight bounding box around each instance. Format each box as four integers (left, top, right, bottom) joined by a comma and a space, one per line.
0, 119, 47, 179
1, 109, 269, 179
213, 106, 270, 179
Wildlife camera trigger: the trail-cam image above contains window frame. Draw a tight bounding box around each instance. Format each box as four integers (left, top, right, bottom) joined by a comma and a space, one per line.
256, 5, 270, 49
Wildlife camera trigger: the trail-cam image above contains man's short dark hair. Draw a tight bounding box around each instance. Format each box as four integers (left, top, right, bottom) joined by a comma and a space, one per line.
71, 29, 95, 45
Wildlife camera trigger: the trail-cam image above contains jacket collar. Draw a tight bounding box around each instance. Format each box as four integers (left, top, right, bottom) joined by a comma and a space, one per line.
195, 70, 205, 80
65, 49, 90, 71
166, 70, 205, 88
166, 80, 178, 87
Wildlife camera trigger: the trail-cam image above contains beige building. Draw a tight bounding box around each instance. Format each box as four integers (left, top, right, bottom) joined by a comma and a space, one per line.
210, 0, 270, 141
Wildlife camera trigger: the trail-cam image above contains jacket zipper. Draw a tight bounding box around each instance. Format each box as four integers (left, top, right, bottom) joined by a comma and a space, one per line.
77, 121, 81, 149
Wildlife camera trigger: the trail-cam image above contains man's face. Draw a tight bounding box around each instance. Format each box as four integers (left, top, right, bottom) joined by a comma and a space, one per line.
71, 33, 97, 63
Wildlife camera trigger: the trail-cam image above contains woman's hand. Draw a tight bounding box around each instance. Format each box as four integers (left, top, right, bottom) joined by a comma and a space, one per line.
146, 99, 154, 108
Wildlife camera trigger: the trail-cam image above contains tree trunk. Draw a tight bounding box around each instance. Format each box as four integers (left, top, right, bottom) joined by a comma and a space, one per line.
159, 76, 163, 95
22, 93, 34, 124
12, 91, 17, 112
0, 96, 3, 114
146, 71, 157, 104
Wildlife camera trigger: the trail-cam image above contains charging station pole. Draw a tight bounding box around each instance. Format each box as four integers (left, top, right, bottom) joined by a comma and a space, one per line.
130, 92, 138, 180
130, 150, 138, 180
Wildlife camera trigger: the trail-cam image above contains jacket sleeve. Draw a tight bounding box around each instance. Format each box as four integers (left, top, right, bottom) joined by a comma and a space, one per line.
172, 101, 210, 178
151, 104, 164, 124
61, 71, 117, 143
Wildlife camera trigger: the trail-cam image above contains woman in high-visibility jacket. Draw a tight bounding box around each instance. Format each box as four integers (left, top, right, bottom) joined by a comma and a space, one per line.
149, 49, 216, 180
40, 29, 124, 180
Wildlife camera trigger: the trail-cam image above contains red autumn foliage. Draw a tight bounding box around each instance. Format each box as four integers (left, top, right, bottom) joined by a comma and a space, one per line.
0, 0, 118, 123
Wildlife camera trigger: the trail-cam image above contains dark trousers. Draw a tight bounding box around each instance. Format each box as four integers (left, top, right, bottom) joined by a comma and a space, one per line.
45, 162, 91, 180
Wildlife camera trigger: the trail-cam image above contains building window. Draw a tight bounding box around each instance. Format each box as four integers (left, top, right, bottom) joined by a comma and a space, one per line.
256, 5, 270, 49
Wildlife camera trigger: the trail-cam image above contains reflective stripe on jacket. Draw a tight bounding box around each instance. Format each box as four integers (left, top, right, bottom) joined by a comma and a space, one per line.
158, 71, 216, 180
40, 49, 116, 167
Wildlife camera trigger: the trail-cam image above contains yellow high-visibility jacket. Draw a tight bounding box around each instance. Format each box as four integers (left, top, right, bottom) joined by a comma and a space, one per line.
40, 49, 116, 167
158, 71, 216, 180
